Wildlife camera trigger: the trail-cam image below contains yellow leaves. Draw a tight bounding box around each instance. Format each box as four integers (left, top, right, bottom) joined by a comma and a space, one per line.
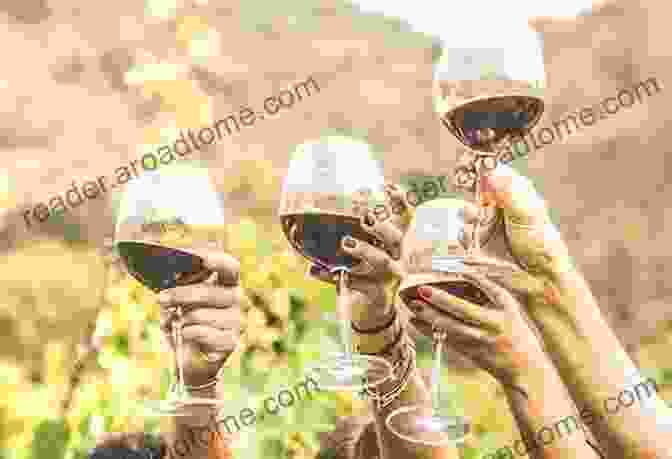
109, 305, 131, 336
249, 349, 278, 371
246, 307, 267, 330
269, 288, 291, 321
0, 242, 104, 314
110, 414, 130, 433
8, 427, 32, 452
44, 341, 69, 389
95, 380, 113, 406
104, 282, 132, 309
333, 391, 357, 417
287, 432, 309, 454
255, 328, 283, 350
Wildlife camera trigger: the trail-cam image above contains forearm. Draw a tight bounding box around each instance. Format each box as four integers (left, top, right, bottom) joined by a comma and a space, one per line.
352, 304, 458, 459
500, 352, 597, 459
528, 267, 672, 458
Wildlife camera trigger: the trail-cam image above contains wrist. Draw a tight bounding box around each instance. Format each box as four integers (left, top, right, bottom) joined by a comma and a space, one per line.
351, 303, 395, 331
351, 308, 402, 356
188, 383, 219, 400
170, 381, 223, 429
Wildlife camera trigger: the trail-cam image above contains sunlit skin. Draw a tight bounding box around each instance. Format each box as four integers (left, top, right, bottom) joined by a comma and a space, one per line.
408, 268, 595, 459
308, 184, 461, 459
94, 184, 461, 459
474, 165, 671, 459
93, 166, 671, 459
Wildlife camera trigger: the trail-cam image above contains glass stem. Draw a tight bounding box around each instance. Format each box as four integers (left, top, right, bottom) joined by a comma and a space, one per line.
336, 269, 353, 360
173, 305, 187, 399
431, 329, 447, 416
470, 170, 482, 255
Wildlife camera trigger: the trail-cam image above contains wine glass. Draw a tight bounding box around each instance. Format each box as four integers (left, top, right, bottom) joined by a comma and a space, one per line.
433, 33, 547, 263
386, 33, 547, 442
384, 200, 469, 445
387, 199, 522, 445
114, 163, 229, 416
278, 135, 394, 392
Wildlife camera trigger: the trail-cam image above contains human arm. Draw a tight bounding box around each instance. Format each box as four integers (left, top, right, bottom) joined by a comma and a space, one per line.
92, 249, 244, 459
408, 267, 597, 459
309, 184, 458, 459
155, 249, 244, 459
478, 164, 672, 459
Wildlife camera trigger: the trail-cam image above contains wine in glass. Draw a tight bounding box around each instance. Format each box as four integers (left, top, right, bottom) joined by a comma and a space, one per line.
278, 135, 394, 392
386, 199, 471, 446
433, 35, 547, 265
433, 40, 545, 236
387, 199, 522, 445
114, 163, 229, 416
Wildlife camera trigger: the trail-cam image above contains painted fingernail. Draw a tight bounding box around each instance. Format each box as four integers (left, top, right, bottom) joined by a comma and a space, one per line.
309, 264, 328, 277
417, 286, 432, 300
342, 236, 357, 249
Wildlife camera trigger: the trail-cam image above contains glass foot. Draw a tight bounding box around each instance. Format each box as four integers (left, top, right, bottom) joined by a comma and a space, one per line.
386, 405, 470, 446
141, 395, 227, 417
308, 352, 393, 392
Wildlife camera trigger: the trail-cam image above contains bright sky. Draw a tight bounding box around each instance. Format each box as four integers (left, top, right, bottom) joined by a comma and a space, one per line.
351, 0, 602, 82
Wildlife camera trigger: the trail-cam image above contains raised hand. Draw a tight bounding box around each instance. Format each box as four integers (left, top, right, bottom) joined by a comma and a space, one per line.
308, 183, 414, 329
406, 272, 546, 388
157, 249, 245, 389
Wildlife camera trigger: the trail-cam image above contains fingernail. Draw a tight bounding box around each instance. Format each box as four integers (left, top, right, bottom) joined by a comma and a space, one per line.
480, 173, 498, 193
309, 264, 328, 277
417, 286, 432, 300
363, 214, 375, 227
480, 176, 496, 206
342, 236, 357, 249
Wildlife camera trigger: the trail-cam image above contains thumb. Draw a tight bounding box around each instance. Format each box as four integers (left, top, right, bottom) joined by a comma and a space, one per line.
480, 164, 549, 227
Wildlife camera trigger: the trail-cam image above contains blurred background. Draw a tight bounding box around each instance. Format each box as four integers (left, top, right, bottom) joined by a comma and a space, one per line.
0, 0, 671, 458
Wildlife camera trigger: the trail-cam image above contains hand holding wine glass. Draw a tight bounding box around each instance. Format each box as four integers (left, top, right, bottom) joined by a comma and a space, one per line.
478, 163, 573, 281
279, 136, 415, 392
307, 183, 414, 331
156, 247, 244, 392
114, 163, 237, 417
406, 270, 547, 390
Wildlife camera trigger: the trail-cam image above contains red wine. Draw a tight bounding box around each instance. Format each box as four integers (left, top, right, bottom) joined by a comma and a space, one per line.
400, 281, 491, 307
462, 109, 530, 130
116, 241, 209, 292
440, 95, 543, 152
280, 213, 386, 271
